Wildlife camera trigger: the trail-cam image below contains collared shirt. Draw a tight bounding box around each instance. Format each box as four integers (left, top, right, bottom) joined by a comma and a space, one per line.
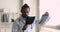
12, 15, 50, 32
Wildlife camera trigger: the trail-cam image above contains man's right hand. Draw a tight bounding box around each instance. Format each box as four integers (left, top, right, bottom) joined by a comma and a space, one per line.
22, 24, 28, 30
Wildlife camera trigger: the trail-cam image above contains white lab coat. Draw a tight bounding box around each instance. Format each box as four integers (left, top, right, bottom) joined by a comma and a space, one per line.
12, 15, 49, 32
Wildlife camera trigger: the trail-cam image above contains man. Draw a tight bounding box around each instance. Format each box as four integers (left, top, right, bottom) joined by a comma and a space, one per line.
12, 4, 50, 32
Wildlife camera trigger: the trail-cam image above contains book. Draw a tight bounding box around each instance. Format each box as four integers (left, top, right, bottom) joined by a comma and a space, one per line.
26, 16, 35, 24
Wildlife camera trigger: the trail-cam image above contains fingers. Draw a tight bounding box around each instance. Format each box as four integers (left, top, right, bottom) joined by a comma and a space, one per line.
43, 12, 49, 16
22, 24, 28, 30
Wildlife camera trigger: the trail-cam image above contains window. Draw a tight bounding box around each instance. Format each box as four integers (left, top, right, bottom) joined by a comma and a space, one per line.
40, 0, 60, 26
40, 0, 60, 32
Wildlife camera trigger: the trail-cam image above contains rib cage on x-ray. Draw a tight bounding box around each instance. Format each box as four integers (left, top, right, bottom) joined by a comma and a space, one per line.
2, 14, 9, 22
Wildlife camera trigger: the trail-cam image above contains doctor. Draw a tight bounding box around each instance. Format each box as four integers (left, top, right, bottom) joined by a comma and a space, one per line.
12, 4, 49, 32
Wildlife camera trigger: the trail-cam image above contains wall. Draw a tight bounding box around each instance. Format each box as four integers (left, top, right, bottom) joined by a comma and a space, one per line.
0, 0, 22, 13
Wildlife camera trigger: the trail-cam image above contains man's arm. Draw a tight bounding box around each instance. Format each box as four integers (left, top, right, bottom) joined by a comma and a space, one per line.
12, 20, 19, 32
36, 12, 50, 26
39, 15, 50, 25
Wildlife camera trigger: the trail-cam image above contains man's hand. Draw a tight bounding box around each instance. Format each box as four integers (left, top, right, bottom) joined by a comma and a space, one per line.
43, 12, 49, 16
39, 12, 49, 25
22, 24, 28, 30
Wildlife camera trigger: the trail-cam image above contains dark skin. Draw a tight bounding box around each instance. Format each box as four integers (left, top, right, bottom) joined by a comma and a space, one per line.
21, 8, 49, 30
21, 8, 30, 30
21, 8, 30, 18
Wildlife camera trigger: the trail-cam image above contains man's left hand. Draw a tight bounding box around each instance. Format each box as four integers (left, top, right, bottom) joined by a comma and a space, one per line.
43, 12, 49, 16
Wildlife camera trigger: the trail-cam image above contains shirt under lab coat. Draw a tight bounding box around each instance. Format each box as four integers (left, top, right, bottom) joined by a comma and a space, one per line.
12, 15, 49, 32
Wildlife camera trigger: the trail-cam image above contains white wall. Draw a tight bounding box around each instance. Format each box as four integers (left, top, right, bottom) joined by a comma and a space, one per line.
0, 0, 23, 13
40, 0, 60, 26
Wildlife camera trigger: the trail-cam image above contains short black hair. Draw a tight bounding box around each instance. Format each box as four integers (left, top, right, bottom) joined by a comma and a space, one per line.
21, 4, 30, 12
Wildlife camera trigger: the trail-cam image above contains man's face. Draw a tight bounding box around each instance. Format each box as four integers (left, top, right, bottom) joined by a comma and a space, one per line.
21, 8, 30, 17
